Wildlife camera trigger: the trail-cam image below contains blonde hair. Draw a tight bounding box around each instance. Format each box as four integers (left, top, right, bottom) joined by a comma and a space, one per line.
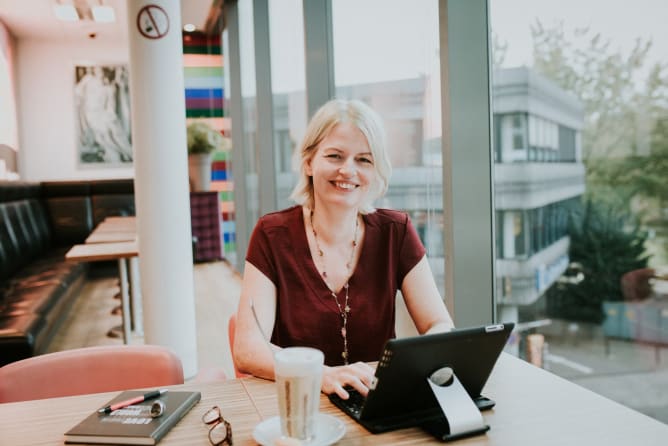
289, 99, 391, 214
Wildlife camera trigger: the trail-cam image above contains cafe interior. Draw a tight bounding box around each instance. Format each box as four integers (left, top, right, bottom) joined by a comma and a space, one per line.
1, 0, 668, 444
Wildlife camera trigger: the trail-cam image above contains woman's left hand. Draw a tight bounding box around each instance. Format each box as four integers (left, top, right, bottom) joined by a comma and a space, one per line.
321, 362, 376, 399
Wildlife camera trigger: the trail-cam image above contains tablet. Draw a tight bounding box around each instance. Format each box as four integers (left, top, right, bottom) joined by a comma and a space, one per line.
328, 323, 514, 433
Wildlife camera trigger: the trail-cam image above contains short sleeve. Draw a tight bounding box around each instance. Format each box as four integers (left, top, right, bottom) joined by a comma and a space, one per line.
245, 218, 278, 284
397, 214, 427, 284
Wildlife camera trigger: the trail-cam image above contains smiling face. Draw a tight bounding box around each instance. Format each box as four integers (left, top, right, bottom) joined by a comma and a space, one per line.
305, 122, 376, 211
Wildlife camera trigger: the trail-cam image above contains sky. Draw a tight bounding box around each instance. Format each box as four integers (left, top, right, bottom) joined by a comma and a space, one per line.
491, 0, 668, 70
235, 0, 668, 94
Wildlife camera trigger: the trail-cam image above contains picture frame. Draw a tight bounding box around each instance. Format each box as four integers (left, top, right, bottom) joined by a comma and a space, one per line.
74, 64, 132, 165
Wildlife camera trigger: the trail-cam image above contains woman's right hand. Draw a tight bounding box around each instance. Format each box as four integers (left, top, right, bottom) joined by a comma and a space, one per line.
321, 362, 376, 399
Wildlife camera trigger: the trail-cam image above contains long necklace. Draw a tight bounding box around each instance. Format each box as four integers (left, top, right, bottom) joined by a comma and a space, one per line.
310, 209, 359, 364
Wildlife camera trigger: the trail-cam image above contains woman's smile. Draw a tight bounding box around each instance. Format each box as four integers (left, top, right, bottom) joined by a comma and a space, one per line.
307, 122, 375, 209
332, 181, 359, 191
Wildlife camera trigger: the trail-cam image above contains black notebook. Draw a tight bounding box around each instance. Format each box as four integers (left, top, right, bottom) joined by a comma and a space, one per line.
65, 390, 201, 445
328, 323, 514, 434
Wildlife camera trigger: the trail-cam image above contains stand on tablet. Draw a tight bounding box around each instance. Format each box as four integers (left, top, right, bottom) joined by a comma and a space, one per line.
422, 366, 490, 441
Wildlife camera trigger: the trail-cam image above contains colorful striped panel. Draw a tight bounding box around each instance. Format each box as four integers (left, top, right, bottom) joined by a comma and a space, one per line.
185, 97, 224, 109
185, 88, 223, 98
183, 30, 234, 258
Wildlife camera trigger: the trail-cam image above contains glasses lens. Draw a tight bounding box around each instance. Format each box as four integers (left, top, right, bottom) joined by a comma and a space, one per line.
209, 421, 232, 445
202, 406, 221, 424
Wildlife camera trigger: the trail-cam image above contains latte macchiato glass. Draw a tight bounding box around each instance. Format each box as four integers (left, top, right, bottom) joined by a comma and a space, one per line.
274, 347, 324, 441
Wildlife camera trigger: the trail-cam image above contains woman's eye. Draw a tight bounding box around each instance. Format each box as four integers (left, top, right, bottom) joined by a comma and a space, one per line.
325, 153, 342, 159
358, 157, 373, 164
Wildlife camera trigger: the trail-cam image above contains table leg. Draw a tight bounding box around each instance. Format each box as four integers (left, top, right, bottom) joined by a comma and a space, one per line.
129, 257, 143, 336
118, 258, 131, 344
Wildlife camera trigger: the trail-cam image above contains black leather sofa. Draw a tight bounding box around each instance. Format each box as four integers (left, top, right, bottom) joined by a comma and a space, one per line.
0, 179, 134, 366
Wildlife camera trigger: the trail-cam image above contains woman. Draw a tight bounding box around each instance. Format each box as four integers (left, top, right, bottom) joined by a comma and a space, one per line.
234, 99, 453, 399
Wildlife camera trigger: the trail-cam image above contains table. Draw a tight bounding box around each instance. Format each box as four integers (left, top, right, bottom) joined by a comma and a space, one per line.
652, 266, 668, 297
65, 241, 139, 343
76, 216, 143, 340
2, 354, 667, 445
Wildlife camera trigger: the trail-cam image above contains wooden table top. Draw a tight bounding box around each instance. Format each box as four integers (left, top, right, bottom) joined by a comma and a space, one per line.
75, 215, 137, 246
85, 231, 136, 244
65, 240, 139, 262
1, 354, 667, 445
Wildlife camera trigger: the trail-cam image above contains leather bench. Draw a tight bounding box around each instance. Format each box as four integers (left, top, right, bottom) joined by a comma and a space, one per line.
0, 179, 135, 366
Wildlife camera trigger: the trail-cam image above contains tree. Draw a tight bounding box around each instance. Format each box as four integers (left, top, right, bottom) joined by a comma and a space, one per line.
546, 199, 650, 323
530, 20, 668, 261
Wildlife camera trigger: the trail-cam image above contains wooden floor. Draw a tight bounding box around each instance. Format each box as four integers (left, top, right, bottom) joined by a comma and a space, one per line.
46, 260, 242, 380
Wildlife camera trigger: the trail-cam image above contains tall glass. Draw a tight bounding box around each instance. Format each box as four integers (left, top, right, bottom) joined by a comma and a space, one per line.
274, 347, 324, 441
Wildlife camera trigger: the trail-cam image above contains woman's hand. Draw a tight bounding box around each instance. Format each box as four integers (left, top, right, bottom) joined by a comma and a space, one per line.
321, 362, 376, 399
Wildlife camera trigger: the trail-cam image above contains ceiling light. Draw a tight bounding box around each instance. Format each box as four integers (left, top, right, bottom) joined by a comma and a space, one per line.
91, 5, 115, 23
53, 4, 79, 21
183, 24, 196, 32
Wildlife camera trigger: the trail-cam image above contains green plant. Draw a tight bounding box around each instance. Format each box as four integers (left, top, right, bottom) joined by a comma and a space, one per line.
187, 122, 229, 154
546, 199, 650, 323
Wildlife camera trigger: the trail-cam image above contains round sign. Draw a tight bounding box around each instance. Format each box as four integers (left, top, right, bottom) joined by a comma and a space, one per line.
136, 4, 170, 40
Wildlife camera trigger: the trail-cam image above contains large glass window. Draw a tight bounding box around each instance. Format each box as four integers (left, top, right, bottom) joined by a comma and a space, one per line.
492, 0, 668, 424
238, 0, 259, 237
331, 0, 445, 295
268, 0, 307, 209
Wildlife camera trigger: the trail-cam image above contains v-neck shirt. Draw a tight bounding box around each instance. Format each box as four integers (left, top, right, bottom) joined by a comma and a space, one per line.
246, 205, 426, 366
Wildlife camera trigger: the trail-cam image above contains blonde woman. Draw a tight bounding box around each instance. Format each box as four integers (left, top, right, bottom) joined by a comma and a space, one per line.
234, 99, 453, 399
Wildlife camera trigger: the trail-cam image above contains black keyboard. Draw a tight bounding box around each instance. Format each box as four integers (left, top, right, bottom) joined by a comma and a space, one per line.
328, 388, 366, 419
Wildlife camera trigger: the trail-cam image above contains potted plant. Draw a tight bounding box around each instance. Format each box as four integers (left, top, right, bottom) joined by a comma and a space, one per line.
187, 122, 229, 191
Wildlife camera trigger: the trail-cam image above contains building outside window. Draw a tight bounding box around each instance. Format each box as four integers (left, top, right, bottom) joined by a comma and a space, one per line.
492, 0, 668, 425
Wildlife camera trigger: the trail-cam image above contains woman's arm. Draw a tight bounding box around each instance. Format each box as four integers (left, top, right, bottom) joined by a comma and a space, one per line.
233, 261, 280, 379
234, 264, 376, 398
401, 255, 455, 334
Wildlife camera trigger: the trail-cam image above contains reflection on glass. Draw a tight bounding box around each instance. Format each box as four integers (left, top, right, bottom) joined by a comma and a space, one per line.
269, 0, 307, 209
331, 0, 445, 295
492, 0, 668, 425
238, 0, 259, 233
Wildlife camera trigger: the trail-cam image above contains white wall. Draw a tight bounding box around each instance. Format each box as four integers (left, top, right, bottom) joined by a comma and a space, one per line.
15, 38, 134, 181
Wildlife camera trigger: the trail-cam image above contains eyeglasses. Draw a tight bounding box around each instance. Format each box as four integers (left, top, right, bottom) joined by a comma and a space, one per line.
202, 406, 233, 446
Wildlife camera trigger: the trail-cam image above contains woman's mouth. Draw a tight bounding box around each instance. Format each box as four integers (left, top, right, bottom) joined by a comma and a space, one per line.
332, 181, 358, 190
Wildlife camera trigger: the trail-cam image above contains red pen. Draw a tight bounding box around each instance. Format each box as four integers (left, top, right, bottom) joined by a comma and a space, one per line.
98, 389, 168, 414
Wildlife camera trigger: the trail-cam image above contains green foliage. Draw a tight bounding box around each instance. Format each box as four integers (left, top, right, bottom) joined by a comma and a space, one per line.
531, 21, 668, 163
530, 20, 668, 265
187, 122, 229, 154
546, 199, 650, 323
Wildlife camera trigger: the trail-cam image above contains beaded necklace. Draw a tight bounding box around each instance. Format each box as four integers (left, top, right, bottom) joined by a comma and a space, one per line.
310, 209, 359, 364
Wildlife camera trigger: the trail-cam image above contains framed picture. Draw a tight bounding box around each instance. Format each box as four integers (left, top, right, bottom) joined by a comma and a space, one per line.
74, 64, 132, 165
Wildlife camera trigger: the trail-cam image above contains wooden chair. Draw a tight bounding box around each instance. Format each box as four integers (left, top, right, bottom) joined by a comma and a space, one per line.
0, 345, 184, 403
228, 314, 249, 378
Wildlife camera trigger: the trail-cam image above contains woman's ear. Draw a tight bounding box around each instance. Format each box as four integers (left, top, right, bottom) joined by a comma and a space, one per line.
304, 157, 314, 176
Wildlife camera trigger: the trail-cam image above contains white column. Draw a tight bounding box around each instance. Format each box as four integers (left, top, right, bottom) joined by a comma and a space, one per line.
125, 0, 198, 378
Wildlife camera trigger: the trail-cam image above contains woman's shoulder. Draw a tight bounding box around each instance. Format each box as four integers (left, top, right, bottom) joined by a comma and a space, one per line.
257, 205, 303, 230
364, 208, 410, 227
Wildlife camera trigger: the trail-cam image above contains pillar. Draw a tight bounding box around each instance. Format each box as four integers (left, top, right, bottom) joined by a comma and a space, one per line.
125, 0, 198, 378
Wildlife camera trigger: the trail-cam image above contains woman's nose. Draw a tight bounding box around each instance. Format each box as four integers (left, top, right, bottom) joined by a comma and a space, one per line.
338, 158, 356, 176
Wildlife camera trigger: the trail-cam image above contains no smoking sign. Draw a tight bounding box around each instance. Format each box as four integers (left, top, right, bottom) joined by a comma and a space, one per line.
137, 4, 170, 39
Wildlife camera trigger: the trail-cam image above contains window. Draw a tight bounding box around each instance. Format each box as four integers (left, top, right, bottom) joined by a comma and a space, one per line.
269, 0, 307, 209
492, 0, 668, 424
331, 0, 445, 294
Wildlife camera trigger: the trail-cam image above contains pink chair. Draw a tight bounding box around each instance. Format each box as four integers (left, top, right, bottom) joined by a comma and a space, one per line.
0, 345, 184, 403
228, 314, 249, 378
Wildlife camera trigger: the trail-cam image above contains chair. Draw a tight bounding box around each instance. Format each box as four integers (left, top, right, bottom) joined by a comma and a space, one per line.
228, 314, 249, 378
620, 268, 655, 301
0, 344, 184, 403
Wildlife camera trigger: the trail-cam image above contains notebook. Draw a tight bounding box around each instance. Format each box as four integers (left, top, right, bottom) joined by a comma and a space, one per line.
328, 323, 514, 434
65, 390, 201, 445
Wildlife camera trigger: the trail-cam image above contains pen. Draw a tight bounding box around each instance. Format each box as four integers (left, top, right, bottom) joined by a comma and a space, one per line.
98, 389, 168, 414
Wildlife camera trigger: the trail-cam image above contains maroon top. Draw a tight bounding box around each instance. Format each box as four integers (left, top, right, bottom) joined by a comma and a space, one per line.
246, 205, 426, 366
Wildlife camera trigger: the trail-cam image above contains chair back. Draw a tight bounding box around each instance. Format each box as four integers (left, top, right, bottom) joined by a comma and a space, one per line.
0, 345, 184, 403
228, 314, 249, 378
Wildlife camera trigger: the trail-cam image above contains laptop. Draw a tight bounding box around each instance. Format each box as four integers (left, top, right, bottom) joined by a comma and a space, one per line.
328, 323, 514, 437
